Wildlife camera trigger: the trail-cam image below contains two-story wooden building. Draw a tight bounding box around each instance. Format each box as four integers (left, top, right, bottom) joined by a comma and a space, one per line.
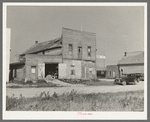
9, 28, 97, 82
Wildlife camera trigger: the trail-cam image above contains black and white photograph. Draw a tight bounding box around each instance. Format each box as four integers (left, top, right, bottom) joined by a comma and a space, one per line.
3, 2, 147, 120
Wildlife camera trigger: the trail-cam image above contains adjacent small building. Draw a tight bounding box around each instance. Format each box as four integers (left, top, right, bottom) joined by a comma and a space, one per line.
106, 51, 144, 79
9, 27, 97, 82
106, 65, 119, 78
96, 66, 106, 78
118, 51, 144, 77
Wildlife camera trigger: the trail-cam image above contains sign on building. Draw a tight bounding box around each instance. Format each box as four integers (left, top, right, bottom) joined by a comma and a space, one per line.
96, 55, 106, 59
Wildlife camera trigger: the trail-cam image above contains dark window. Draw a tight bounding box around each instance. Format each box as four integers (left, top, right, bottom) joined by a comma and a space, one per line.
69, 44, 73, 55
87, 46, 91, 57
78, 46, 82, 54
121, 69, 123, 73
71, 70, 75, 75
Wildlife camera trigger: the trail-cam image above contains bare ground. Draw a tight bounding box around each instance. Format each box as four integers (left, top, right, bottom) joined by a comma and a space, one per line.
6, 81, 144, 98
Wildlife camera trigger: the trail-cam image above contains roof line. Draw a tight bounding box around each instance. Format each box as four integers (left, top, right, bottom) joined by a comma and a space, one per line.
37, 37, 61, 45
20, 37, 61, 55
126, 51, 144, 53
20, 43, 37, 56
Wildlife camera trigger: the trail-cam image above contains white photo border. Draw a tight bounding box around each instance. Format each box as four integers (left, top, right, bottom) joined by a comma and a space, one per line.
3, 2, 147, 120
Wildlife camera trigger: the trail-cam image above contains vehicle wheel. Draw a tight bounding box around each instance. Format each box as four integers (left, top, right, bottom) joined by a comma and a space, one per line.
122, 81, 126, 86
134, 79, 138, 85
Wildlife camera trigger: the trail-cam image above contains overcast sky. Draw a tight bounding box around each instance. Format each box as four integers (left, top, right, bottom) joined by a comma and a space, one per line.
7, 6, 144, 67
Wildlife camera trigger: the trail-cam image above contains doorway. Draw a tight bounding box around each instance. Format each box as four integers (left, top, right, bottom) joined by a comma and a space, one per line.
45, 63, 58, 79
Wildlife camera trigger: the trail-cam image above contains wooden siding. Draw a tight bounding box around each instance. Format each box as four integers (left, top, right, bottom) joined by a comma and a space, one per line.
119, 65, 144, 74
44, 48, 62, 55
35, 48, 62, 56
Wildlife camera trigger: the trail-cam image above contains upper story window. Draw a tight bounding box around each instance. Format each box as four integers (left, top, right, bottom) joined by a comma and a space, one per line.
68, 44, 73, 55
78, 46, 82, 54
87, 46, 91, 57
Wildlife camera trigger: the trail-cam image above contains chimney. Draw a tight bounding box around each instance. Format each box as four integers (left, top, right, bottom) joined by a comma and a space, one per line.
124, 52, 127, 56
35, 40, 38, 44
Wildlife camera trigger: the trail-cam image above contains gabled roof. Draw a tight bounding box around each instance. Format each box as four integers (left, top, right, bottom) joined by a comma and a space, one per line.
20, 37, 62, 56
118, 51, 144, 65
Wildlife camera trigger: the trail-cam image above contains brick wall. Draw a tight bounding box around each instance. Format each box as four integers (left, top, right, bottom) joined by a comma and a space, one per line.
62, 28, 96, 61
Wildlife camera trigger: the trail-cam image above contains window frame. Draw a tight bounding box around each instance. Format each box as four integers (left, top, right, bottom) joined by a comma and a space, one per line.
68, 44, 73, 55
31, 66, 36, 74
87, 46, 91, 57
71, 70, 75, 75
78, 46, 82, 54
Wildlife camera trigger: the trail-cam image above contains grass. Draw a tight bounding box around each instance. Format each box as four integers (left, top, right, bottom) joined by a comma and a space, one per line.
6, 90, 144, 111
7, 79, 60, 88
7, 83, 59, 88
8, 79, 116, 88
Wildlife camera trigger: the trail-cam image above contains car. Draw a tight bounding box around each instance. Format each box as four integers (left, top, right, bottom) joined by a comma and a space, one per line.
136, 73, 144, 81
140, 74, 144, 81
114, 74, 139, 85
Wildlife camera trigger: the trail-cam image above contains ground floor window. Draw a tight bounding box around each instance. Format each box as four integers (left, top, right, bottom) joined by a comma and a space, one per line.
31, 66, 36, 73
71, 70, 75, 75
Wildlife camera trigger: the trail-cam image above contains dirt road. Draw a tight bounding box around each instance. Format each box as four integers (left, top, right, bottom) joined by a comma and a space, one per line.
6, 82, 144, 98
